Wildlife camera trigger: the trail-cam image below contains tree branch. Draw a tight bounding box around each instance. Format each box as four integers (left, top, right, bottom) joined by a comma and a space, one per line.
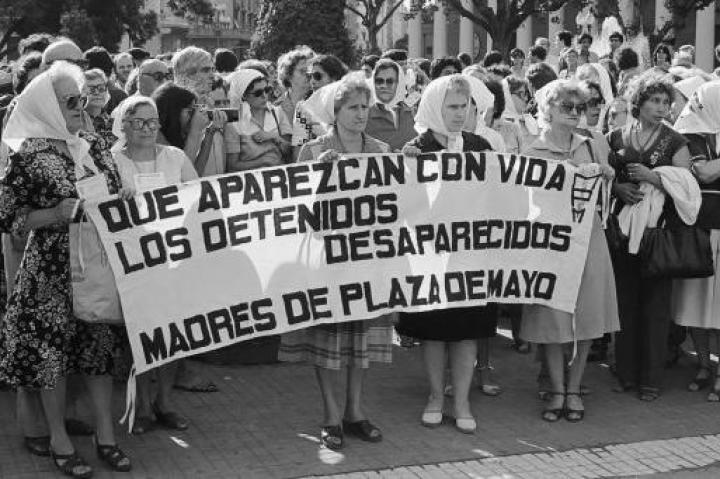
344, 3, 366, 20
445, 0, 492, 34
377, 0, 405, 29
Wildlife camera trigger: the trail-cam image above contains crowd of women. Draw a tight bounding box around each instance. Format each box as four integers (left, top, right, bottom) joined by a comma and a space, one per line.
0, 30, 719, 478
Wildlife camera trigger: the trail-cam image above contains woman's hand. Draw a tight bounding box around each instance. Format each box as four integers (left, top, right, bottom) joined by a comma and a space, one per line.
600, 164, 616, 181
189, 106, 211, 134
613, 182, 644, 205
317, 149, 340, 163
626, 163, 659, 185
402, 144, 421, 157
54, 198, 82, 224
252, 131, 277, 143
118, 187, 136, 201
210, 109, 227, 129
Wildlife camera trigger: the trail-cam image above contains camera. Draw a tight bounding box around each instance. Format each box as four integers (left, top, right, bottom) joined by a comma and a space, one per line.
205, 108, 239, 122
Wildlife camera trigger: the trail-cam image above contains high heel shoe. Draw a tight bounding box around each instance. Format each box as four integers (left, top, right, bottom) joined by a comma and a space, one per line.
94, 436, 131, 472
50, 449, 93, 479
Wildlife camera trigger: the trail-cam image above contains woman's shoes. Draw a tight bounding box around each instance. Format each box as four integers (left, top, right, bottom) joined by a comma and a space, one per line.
638, 386, 661, 402
24, 435, 50, 456
541, 392, 565, 422
688, 367, 712, 392
421, 408, 443, 428
50, 449, 93, 479
476, 366, 503, 396
612, 380, 636, 393
454, 416, 477, 434
131, 416, 154, 435
342, 419, 382, 443
564, 392, 585, 422
320, 425, 344, 450
94, 436, 131, 472
152, 402, 188, 431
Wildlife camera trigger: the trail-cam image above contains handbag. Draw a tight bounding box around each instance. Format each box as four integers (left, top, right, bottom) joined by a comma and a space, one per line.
70, 220, 124, 324
638, 212, 714, 279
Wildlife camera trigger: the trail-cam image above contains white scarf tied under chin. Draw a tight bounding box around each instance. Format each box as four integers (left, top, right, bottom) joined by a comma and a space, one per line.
674, 81, 720, 156
3, 68, 91, 179
501, 77, 539, 135
414, 75, 466, 152
111, 95, 158, 152
301, 80, 343, 128
369, 61, 407, 127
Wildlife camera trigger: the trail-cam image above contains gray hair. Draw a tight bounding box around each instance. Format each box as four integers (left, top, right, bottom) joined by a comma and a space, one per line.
333, 72, 372, 115
172, 46, 212, 80
114, 52, 132, 66
121, 95, 157, 119
277, 46, 314, 88
48, 61, 84, 90
536, 79, 588, 126
84, 68, 107, 85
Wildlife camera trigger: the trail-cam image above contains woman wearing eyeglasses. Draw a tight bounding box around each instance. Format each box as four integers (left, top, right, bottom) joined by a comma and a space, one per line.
308, 55, 348, 93
502, 77, 539, 151
0, 61, 132, 477
111, 96, 197, 434
225, 69, 292, 171
81, 68, 116, 143
365, 59, 416, 152
521, 80, 618, 423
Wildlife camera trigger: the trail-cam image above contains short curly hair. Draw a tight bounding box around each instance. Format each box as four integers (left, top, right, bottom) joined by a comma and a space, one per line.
617, 47, 639, 71
277, 46, 314, 88
310, 55, 348, 82
628, 78, 674, 118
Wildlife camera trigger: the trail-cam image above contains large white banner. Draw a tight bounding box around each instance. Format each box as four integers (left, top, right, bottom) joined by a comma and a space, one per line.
84, 152, 602, 373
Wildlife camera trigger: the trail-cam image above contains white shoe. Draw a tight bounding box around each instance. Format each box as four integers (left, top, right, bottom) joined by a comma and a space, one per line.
455, 417, 476, 434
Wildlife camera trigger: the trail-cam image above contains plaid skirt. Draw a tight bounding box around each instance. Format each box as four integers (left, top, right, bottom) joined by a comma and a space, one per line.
278, 314, 394, 370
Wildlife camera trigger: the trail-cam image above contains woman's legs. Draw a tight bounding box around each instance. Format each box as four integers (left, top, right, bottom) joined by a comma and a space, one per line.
83, 375, 115, 445
343, 366, 365, 422
154, 362, 180, 414
449, 340, 477, 419
39, 378, 73, 454
543, 344, 566, 417
476, 338, 501, 395
565, 340, 592, 418
689, 327, 713, 387
315, 367, 341, 426
17, 388, 48, 437
422, 340, 447, 412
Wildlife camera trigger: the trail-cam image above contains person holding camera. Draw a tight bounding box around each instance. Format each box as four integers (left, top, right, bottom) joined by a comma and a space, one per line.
225, 68, 292, 171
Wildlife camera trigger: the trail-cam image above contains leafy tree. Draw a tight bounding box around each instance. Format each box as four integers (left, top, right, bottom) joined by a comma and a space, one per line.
444, 0, 572, 56
344, 0, 405, 54
250, 0, 358, 64
59, 7, 97, 51
167, 0, 215, 21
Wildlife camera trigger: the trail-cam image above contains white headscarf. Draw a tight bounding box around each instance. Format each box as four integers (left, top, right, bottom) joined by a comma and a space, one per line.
675, 75, 708, 101
3, 64, 91, 178
462, 74, 504, 147
301, 80, 343, 127
502, 77, 539, 135
111, 95, 157, 150
369, 60, 407, 125
227, 68, 265, 126
415, 75, 468, 152
674, 81, 720, 155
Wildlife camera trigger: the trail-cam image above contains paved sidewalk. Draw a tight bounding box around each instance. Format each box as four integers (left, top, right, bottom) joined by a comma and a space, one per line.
1, 322, 720, 478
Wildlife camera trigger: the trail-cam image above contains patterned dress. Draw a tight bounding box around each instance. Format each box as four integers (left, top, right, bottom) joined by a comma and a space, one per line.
0, 133, 127, 389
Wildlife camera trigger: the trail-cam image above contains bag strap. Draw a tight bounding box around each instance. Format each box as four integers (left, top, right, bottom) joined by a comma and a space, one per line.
270, 106, 280, 132
194, 127, 215, 175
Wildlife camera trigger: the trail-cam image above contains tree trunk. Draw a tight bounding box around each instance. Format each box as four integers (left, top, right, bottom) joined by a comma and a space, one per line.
367, 25, 381, 54
0, 17, 26, 59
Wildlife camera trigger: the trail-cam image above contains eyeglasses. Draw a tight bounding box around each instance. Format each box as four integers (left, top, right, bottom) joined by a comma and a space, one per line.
85, 84, 107, 95
311, 72, 325, 82
142, 71, 172, 82
374, 77, 396, 86
123, 118, 160, 131
248, 86, 273, 98
189, 66, 215, 76
62, 95, 88, 110
587, 98, 606, 108
558, 102, 587, 114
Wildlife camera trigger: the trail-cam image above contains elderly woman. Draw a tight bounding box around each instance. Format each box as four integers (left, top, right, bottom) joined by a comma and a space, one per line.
558, 49, 579, 79
463, 74, 506, 152
0, 62, 131, 476
502, 76, 538, 150
274, 46, 314, 123
673, 82, 720, 400
607, 79, 692, 401
397, 75, 494, 434
81, 68, 115, 143
521, 80, 619, 422
279, 74, 393, 451
365, 59, 416, 152
111, 96, 198, 433
225, 69, 292, 171
114, 52, 133, 90
308, 55, 348, 93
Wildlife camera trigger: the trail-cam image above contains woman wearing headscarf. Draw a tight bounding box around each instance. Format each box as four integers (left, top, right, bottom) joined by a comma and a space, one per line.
463, 71, 506, 152
0, 61, 131, 476
501, 76, 539, 151
365, 59, 416, 152
397, 75, 494, 434
111, 96, 197, 434
673, 82, 720, 400
576, 63, 615, 129
225, 68, 292, 171
672, 76, 707, 124
278, 73, 393, 451
521, 79, 618, 422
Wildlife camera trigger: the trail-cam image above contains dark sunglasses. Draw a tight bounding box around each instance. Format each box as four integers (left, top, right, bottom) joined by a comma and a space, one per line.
311, 72, 325, 82
142, 71, 172, 83
86, 84, 107, 95
558, 101, 587, 115
63, 95, 88, 110
374, 77, 396, 86
248, 86, 273, 98
123, 118, 160, 131
587, 98, 606, 108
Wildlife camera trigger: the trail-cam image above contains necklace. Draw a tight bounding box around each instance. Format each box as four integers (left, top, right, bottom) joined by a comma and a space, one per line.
633, 122, 660, 153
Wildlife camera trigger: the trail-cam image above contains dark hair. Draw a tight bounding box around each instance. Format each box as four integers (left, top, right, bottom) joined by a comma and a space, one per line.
380, 49, 408, 63
361, 54, 380, 70
128, 47, 151, 63
211, 73, 227, 93
214, 48, 238, 73
609, 32, 624, 43
13, 52, 42, 94
653, 44, 672, 64
483, 79, 505, 120
374, 58, 400, 77
457, 52, 473, 67
84, 46, 114, 77
525, 62, 557, 92
579, 33, 593, 45
237, 59, 269, 77
630, 79, 674, 118
482, 50, 503, 67
152, 82, 197, 149
415, 58, 431, 77
557, 31, 573, 48
18, 33, 54, 55
529, 45, 547, 61
617, 47, 639, 71
310, 54, 348, 81
581, 80, 602, 99
429, 56, 463, 79
487, 64, 511, 79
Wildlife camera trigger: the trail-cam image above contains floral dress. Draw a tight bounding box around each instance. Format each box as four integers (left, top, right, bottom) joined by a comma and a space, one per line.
0, 133, 127, 390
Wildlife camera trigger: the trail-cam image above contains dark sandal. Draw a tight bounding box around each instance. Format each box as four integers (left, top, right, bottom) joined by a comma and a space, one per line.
638, 386, 660, 401
342, 419, 382, 443
688, 367, 712, 392
320, 425, 344, 450
131, 416, 155, 435
154, 410, 188, 430
96, 440, 132, 472
564, 392, 585, 422
50, 449, 93, 479
24, 435, 51, 457
541, 392, 565, 422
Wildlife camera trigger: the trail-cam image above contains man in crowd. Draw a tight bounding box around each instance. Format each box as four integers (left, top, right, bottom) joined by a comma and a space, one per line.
114, 52, 134, 90
608, 32, 624, 60
137, 59, 171, 97
84, 46, 127, 112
